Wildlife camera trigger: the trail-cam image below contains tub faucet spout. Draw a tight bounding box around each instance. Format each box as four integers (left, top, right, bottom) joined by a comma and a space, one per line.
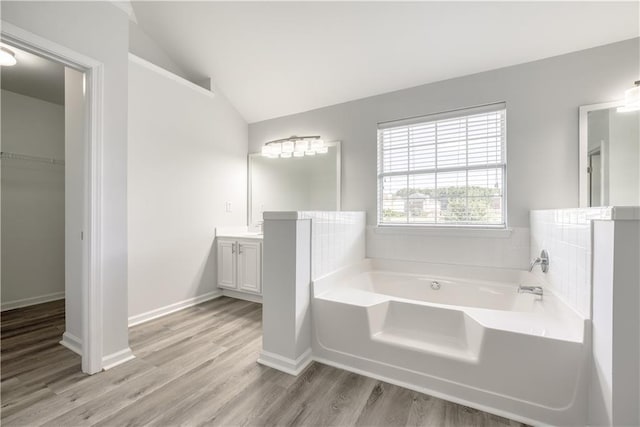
518, 285, 544, 298
529, 249, 549, 273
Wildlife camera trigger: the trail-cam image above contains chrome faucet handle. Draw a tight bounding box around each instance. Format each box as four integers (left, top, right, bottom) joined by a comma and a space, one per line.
529, 249, 549, 273
529, 257, 542, 271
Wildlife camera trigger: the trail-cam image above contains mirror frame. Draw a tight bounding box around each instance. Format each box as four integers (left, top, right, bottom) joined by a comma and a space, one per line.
578, 100, 624, 207
247, 141, 342, 227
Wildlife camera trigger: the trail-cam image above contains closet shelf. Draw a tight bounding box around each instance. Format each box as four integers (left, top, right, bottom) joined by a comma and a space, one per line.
0, 151, 65, 166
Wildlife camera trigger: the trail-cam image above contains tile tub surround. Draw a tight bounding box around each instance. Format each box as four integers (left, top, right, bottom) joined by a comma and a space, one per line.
367, 226, 530, 270
529, 207, 634, 318
298, 211, 366, 280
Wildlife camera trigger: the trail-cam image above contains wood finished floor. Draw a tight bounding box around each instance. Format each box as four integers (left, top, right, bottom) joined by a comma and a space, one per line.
1, 297, 527, 426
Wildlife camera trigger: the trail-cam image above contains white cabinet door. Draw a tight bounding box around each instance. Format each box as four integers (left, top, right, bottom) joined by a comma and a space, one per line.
237, 241, 262, 294
217, 239, 237, 289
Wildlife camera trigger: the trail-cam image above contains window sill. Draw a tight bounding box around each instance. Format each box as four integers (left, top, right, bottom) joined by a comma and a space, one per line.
372, 225, 513, 238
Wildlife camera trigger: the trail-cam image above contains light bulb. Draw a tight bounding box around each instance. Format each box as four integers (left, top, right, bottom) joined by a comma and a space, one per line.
0, 47, 17, 66
282, 140, 294, 153
280, 151, 292, 158
294, 140, 308, 154
618, 82, 640, 112
271, 142, 282, 154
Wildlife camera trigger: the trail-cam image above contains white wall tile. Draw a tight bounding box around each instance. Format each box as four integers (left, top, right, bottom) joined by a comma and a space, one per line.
300, 211, 366, 280
367, 227, 530, 270
530, 207, 613, 318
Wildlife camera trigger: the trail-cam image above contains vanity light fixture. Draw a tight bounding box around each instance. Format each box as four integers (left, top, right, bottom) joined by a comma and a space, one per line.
0, 47, 17, 66
618, 80, 640, 112
262, 135, 327, 158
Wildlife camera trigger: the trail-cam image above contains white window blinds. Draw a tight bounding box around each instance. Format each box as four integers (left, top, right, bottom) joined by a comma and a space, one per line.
377, 103, 506, 227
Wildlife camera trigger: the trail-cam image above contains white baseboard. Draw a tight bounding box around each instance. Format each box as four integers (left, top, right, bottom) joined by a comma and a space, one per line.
128, 290, 223, 327
102, 347, 136, 370
221, 289, 262, 304
61, 333, 135, 371
60, 332, 82, 355
1, 291, 65, 311
257, 348, 313, 376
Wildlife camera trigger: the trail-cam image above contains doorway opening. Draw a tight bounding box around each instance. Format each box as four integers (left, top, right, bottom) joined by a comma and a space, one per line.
1, 23, 105, 375
1, 44, 76, 377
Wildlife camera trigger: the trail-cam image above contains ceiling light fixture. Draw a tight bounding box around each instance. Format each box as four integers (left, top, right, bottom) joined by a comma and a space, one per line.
262, 135, 327, 159
617, 80, 640, 112
0, 47, 17, 66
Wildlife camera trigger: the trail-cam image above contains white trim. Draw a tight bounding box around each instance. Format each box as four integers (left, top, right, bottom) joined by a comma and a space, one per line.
579, 101, 624, 208
84, 55, 104, 376
102, 348, 135, 370
60, 332, 83, 355
128, 291, 223, 327
2, 21, 106, 375
1, 292, 65, 311
258, 349, 313, 376
312, 355, 540, 427
128, 53, 215, 99
221, 289, 263, 304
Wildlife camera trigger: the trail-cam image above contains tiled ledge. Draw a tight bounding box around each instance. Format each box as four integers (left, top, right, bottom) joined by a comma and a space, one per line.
530, 206, 640, 225
263, 211, 367, 221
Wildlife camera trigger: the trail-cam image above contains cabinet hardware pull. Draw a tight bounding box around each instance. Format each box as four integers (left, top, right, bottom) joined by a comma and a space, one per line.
238, 244, 243, 254
232, 243, 236, 254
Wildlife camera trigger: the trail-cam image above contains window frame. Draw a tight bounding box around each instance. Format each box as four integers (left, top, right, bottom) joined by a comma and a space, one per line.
376, 102, 508, 229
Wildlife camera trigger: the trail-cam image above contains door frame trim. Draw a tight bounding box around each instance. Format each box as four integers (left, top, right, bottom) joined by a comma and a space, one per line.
2, 21, 105, 374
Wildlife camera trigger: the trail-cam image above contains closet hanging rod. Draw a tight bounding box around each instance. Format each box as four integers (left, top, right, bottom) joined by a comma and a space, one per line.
0, 151, 65, 166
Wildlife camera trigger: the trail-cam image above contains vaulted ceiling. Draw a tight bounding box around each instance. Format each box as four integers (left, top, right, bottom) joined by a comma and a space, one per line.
132, 1, 639, 123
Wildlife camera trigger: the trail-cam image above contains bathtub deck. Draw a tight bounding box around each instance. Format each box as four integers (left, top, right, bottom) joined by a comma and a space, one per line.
2, 297, 527, 426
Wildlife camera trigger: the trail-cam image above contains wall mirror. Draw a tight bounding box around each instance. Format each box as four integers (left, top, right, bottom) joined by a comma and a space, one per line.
579, 101, 640, 207
248, 142, 341, 228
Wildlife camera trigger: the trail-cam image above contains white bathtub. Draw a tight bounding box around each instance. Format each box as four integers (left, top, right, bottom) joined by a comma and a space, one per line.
349, 270, 563, 312
312, 259, 588, 426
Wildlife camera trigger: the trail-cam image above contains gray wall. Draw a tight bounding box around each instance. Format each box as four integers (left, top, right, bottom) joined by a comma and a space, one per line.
608, 109, 640, 205
1, 90, 65, 309
128, 57, 248, 320
249, 38, 640, 230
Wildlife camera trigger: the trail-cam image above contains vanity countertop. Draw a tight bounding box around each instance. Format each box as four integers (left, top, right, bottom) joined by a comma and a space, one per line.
216, 231, 263, 240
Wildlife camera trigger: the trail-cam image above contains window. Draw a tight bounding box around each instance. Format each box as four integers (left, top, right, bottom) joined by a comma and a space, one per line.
377, 103, 506, 227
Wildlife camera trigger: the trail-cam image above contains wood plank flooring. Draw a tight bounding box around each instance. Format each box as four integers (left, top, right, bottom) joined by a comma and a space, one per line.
1, 297, 526, 426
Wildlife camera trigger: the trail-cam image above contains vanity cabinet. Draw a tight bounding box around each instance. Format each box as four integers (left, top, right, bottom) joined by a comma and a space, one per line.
217, 238, 262, 295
